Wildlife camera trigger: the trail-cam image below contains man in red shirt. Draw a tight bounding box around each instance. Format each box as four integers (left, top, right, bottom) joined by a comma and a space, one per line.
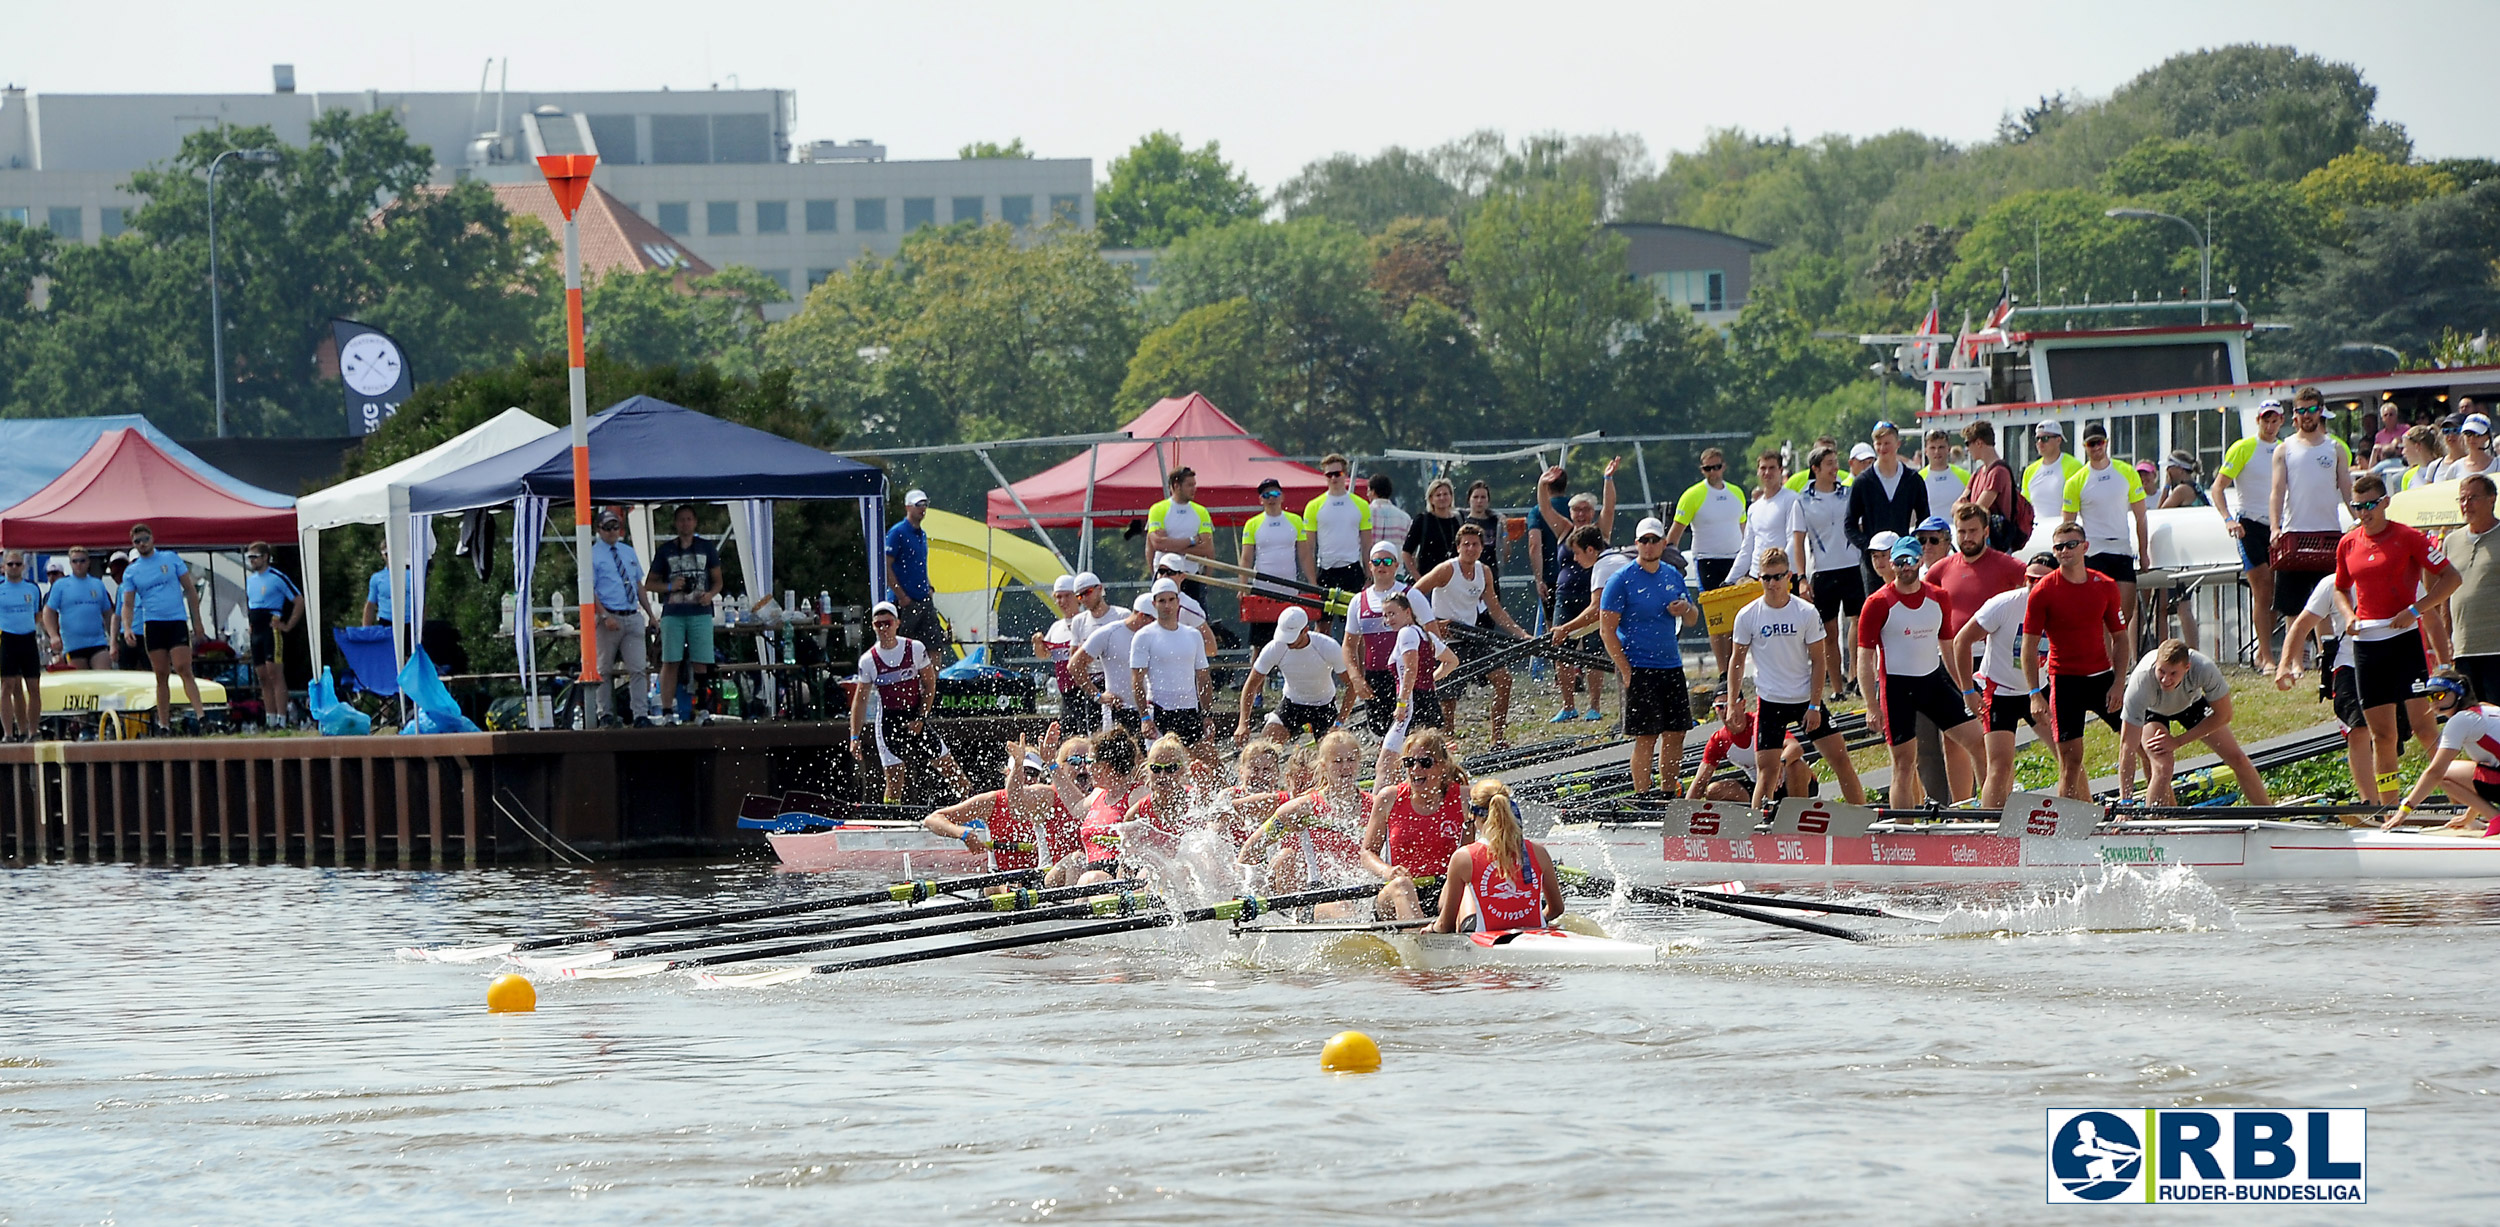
1858, 535, 1983, 807
2334, 472, 2462, 799
1925, 501, 2025, 799
2023, 520, 2132, 801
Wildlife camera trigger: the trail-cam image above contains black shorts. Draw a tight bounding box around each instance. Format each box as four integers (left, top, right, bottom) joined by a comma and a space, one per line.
1880, 668, 1972, 744
1444, 632, 1501, 696
1277, 699, 1336, 738
2085, 552, 2137, 584
1754, 698, 1815, 753
2275, 568, 2328, 618
1316, 563, 1365, 595
1399, 689, 1444, 731
2456, 655, 2500, 710
2144, 700, 2213, 734
249, 608, 279, 665
1697, 557, 1736, 592
2049, 670, 2122, 743
2238, 518, 2274, 571
1978, 679, 2032, 735
1809, 567, 1865, 624
0, 630, 38, 679
2476, 776, 2500, 809
65, 642, 108, 665
2329, 665, 2365, 731
2353, 631, 2430, 710
1356, 669, 1399, 734
1624, 666, 1695, 737
1151, 705, 1208, 746
143, 619, 189, 653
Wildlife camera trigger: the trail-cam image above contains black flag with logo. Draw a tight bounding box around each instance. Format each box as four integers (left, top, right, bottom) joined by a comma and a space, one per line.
331, 318, 415, 435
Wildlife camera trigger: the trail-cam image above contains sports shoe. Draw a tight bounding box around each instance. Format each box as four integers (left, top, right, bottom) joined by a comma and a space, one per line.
1584, 709, 1606, 721
1547, 708, 1580, 724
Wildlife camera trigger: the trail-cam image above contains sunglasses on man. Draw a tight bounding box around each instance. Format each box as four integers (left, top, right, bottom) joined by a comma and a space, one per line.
2052, 539, 2085, 552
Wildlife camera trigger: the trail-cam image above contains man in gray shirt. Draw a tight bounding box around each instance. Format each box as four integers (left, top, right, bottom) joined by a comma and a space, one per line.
2117, 639, 2271, 806
2442, 473, 2500, 706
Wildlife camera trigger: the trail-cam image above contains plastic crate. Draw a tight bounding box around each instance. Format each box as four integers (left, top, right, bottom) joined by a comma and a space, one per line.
1698, 579, 1764, 636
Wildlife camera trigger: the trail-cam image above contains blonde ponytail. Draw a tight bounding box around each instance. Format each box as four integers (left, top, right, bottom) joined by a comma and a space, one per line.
1470, 777, 1525, 885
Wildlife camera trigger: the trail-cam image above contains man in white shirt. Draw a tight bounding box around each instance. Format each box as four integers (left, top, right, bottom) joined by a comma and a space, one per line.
1238, 478, 1316, 650
1734, 451, 1800, 584
1727, 546, 1863, 810
1303, 452, 1374, 596
1236, 605, 1350, 744
1950, 551, 2054, 809
2062, 425, 2152, 622
1129, 579, 1213, 762
2268, 385, 2354, 619
1366, 473, 1413, 557
1069, 597, 1151, 737
2212, 399, 2285, 671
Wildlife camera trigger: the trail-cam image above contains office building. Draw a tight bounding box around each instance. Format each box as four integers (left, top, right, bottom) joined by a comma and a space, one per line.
1606, 222, 1773, 329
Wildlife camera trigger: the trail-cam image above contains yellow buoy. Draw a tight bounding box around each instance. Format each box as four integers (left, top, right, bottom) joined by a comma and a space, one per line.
1320, 1030, 1380, 1073
486, 974, 537, 1013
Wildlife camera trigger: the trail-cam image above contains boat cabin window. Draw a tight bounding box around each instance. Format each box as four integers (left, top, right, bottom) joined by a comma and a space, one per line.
2039, 343, 2232, 400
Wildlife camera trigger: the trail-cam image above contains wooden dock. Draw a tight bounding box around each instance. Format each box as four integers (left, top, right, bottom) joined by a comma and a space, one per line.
0, 717, 1045, 865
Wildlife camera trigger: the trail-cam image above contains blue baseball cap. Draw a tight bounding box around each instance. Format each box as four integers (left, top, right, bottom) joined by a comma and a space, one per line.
1916, 515, 1950, 534
1888, 536, 1925, 563
1872, 420, 1898, 436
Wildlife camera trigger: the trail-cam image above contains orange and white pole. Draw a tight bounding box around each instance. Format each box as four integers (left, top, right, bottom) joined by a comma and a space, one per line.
538, 153, 601, 689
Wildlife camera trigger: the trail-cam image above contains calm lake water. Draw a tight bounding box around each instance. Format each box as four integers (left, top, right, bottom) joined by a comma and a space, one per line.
3, 857, 2494, 1224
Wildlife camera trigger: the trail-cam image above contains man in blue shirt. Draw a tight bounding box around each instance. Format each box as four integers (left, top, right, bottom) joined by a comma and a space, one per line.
588, 509, 657, 726
1601, 516, 1701, 794
43, 547, 116, 671
645, 504, 723, 724
363, 545, 396, 626
115, 522, 207, 733
0, 550, 45, 741
883, 489, 948, 653
244, 542, 302, 729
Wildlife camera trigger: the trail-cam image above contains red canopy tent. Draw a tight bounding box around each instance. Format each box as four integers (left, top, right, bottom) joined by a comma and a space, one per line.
0, 428, 299, 548
985, 393, 1327, 530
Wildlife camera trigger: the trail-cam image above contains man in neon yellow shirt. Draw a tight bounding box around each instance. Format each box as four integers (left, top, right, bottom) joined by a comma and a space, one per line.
1146, 467, 1214, 599
2022, 421, 2085, 535
1916, 428, 1972, 516
1665, 446, 1747, 676
1303, 452, 1374, 596
2063, 426, 2151, 626
2212, 399, 2285, 670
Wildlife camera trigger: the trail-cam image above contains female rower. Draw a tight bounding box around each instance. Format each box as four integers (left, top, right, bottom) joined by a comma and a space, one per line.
1384, 592, 1457, 756
1120, 734, 1198, 861
1362, 728, 1471, 919
1076, 729, 1144, 883
921, 727, 1090, 884
2385, 668, 2500, 835
1219, 739, 1290, 845
1243, 729, 1371, 898
1432, 778, 1566, 933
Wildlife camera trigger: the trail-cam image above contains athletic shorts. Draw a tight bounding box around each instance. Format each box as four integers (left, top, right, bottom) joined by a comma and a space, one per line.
1880, 668, 1972, 745
143, 619, 189, 653
1316, 563, 1365, 595
1356, 669, 1399, 735
1697, 557, 1736, 593
0, 631, 38, 679
2475, 776, 2500, 810
2238, 518, 2273, 572
1152, 705, 1208, 746
1809, 567, 1865, 624
2144, 700, 2213, 734
1979, 679, 2032, 735
2085, 552, 2137, 584
65, 642, 108, 665
1624, 666, 1695, 737
249, 608, 279, 665
1444, 632, 1499, 697
2274, 568, 2328, 618
2329, 665, 2365, 732
1278, 699, 1337, 739
1754, 698, 1815, 753
660, 613, 715, 665
2049, 670, 2122, 743
2354, 630, 2430, 710
870, 714, 952, 769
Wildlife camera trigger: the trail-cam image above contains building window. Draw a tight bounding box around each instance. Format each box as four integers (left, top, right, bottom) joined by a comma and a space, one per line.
707, 201, 739, 236
656, 202, 690, 235
711, 114, 771, 164
650, 115, 710, 164
903, 198, 935, 231
0, 206, 26, 225
1050, 194, 1081, 223
808, 268, 837, 289
587, 114, 639, 163
100, 207, 129, 237
1000, 195, 1032, 227
854, 199, 888, 232
756, 201, 788, 234
951, 196, 984, 225
759, 269, 793, 297
1646, 269, 1727, 313
47, 206, 82, 239
805, 200, 839, 233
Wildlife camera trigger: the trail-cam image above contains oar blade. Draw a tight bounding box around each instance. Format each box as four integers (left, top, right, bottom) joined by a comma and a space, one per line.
560, 960, 678, 981
507, 949, 616, 973
397, 942, 514, 964
691, 965, 814, 989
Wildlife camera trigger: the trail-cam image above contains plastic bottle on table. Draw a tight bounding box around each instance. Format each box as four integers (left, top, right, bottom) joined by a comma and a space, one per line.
819, 591, 833, 626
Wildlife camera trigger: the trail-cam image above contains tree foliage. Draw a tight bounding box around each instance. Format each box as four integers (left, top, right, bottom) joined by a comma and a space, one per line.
1094, 131, 1263, 248
1456, 183, 1651, 426
2280, 181, 2500, 371
958, 138, 1033, 159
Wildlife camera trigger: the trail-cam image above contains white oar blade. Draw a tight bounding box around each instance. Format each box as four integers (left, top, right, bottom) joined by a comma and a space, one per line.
690, 965, 813, 989
397, 942, 515, 964
559, 960, 676, 981
511, 949, 617, 973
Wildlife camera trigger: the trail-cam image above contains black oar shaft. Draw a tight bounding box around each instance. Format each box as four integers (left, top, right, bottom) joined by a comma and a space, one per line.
611, 879, 1139, 961
1563, 868, 1867, 941
806, 912, 1175, 975
510, 868, 1037, 952
682, 893, 1161, 968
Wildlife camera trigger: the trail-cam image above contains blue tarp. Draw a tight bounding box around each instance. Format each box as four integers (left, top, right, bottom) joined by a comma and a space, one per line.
402, 396, 885, 514
0, 416, 294, 510
397, 646, 480, 735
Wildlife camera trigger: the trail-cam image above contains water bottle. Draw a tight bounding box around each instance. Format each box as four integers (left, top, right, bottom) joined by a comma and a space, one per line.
549, 589, 568, 629
818, 590, 833, 626
499, 592, 517, 635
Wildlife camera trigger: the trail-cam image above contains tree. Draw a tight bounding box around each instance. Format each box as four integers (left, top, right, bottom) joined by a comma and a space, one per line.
1275, 148, 1462, 232
1118, 297, 1267, 427
1455, 183, 1651, 428
2280, 182, 2500, 371
959, 139, 1032, 159
543, 266, 786, 379
1368, 216, 1466, 315
1866, 223, 1967, 300
2106, 45, 2408, 181
1095, 131, 1264, 248
0, 220, 59, 412
2298, 149, 2459, 237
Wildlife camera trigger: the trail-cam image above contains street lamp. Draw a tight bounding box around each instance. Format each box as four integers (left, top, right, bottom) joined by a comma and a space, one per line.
2337, 342, 2404, 370
207, 147, 281, 438
2105, 207, 2211, 324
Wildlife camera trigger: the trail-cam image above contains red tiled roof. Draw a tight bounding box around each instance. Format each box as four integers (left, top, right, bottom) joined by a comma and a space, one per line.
428, 181, 715, 279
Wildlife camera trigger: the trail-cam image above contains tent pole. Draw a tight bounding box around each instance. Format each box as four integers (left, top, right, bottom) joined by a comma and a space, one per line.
1079, 442, 1101, 574
974, 447, 1069, 573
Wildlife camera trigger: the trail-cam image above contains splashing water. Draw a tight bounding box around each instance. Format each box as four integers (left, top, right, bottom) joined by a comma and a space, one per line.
1926, 863, 2237, 938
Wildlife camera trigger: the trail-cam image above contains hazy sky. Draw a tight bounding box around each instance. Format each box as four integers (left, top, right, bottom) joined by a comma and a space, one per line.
10, 0, 2494, 188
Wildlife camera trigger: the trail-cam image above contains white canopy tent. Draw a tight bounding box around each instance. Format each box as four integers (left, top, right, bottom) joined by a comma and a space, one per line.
294, 409, 560, 674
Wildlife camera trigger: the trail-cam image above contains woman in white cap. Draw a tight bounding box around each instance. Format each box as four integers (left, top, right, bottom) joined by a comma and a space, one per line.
1342, 541, 1412, 736
1034, 575, 1083, 715
1234, 604, 1351, 745
849, 599, 972, 802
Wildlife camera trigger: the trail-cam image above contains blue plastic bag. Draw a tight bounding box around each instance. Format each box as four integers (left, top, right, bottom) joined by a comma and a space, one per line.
306, 667, 373, 737
396, 646, 481, 735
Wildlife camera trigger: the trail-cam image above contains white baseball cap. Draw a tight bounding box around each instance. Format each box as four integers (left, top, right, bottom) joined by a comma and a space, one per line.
1368, 540, 1401, 561
1072, 571, 1102, 591
1869, 531, 1900, 555
871, 600, 898, 618
1849, 442, 1877, 462
1635, 516, 1669, 541
1277, 606, 1310, 635
1051, 574, 1077, 594
2466, 413, 2492, 436
1131, 593, 1157, 614
2034, 420, 2065, 436
1150, 577, 1181, 597
1154, 552, 1186, 571
45, 556, 67, 575
903, 489, 929, 506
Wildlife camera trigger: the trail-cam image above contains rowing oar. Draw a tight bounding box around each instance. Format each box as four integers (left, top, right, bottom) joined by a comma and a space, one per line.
1556, 867, 1870, 941
698, 880, 1423, 987
400, 867, 1041, 963
578, 886, 1161, 981
1191, 555, 1353, 611
538, 879, 1147, 977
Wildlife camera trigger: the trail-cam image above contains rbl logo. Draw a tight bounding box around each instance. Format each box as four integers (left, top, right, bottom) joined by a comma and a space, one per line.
2047, 1109, 2366, 1204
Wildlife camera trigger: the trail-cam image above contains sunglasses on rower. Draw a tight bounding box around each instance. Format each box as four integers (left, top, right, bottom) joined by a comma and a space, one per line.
1402, 755, 1436, 769
1148, 761, 1184, 775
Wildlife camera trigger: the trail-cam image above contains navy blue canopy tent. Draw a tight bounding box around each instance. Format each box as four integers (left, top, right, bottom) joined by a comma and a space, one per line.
391, 397, 888, 719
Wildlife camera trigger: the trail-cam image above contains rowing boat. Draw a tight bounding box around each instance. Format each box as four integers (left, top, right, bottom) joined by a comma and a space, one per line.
1229, 917, 1659, 968
765, 823, 988, 873
1547, 817, 2500, 883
